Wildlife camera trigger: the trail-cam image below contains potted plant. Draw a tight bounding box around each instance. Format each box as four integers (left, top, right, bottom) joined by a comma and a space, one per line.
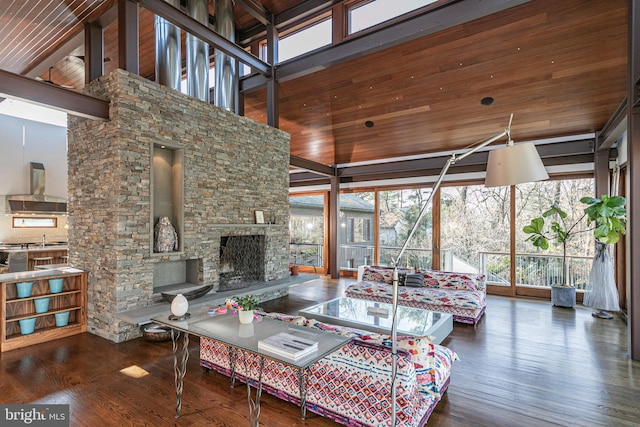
226, 295, 260, 324
522, 195, 626, 307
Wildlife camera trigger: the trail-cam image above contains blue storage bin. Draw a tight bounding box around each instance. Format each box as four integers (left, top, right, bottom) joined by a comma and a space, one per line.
16, 282, 33, 298
54, 311, 70, 327
19, 318, 36, 335
49, 278, 64, 293
34, 297, 50, 313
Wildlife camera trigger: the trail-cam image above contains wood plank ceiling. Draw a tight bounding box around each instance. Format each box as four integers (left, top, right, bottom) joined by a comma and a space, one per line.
0, 0, 629, 168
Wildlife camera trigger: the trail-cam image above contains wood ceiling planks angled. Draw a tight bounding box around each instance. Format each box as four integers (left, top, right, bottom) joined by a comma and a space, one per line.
244, 0, 627, 166
0, 0, 628, 170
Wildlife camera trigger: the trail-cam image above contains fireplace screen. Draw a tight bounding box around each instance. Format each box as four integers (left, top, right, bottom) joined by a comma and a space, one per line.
219, 235, 266, 291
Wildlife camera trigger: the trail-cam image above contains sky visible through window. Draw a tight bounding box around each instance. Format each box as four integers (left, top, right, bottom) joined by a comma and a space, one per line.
279, 19, 333, 63
350, 0, 438, 33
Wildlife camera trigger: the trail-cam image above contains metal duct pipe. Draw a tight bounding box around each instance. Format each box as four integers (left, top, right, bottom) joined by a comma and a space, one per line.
155, 0, 181, 91
214, 0, 236, 111
187, 0, 209, 102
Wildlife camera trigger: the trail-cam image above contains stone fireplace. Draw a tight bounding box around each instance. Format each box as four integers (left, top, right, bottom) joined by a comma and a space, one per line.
66, 70, 290, 343
219, 235, 266, 291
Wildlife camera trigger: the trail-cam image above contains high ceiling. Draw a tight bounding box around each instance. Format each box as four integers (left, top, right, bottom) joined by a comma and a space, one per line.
0, 0, 629, 168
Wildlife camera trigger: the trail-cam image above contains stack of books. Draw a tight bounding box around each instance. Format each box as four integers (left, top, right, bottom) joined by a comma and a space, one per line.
258, 332, 318, 360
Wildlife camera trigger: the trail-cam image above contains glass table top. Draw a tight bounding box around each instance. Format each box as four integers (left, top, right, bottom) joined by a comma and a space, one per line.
299, 297, 451, 337
151, 307, 351, 368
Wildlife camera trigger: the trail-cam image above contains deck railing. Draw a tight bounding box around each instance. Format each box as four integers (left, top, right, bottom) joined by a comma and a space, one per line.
479, 251, 592, 290
289, 244, 592, 290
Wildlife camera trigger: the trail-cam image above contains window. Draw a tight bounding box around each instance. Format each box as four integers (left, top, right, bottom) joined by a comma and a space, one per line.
12, 217, 57, 228
340, 193, 375, 269
440, 185, 510, 277
349, 0, 439, 34
515, 178, 594, 289
289, 195, 325, 267
278, 19, 332, 62
378, 188, 433, 268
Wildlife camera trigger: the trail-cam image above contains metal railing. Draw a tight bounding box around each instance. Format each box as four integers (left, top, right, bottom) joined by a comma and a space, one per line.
479, 251, 593, 290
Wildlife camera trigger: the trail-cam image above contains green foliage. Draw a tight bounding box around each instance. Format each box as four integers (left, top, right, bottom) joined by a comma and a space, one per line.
230, 294, 260, 311
522, 195, 627, 285
580, 195, 627, 244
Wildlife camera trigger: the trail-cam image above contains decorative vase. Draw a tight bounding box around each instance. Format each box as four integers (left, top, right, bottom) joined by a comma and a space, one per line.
49, 278, 64, 293
16, 282, 33, 298
171, 293, 189, 317
238, 309, 254, 324
54, 311, 70, 327
19, 317, 36, 335
290, 265, 299, 276
34, 297, 50, 313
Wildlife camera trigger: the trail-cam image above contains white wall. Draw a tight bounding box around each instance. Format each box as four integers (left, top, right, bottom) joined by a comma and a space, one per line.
0, 114, 68, 244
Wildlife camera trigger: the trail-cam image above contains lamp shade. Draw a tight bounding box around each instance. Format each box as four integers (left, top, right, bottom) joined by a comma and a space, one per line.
485, 142, 549, 187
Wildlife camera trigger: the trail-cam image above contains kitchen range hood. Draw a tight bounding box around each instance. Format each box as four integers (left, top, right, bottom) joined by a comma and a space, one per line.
7, 163, 67, 214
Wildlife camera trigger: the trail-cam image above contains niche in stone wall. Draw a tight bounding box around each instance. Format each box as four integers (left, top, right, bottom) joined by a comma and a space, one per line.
151, 143, 184, 254
153, 259, 202, 293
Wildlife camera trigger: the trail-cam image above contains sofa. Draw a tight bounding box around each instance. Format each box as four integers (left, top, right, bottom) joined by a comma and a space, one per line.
345, 265, 486, 324
200, 311, 458, 427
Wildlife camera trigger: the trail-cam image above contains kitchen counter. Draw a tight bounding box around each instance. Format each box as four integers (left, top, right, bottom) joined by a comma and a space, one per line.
0, 245, 68, 252
0, 246, 69, 271
0, 266, 84, 283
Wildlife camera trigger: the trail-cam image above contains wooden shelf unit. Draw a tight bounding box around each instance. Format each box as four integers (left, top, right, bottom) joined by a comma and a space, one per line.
1, 270, 87, 352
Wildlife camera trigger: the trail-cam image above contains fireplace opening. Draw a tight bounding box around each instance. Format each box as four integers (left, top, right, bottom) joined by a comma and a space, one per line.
219, 235, 266, 291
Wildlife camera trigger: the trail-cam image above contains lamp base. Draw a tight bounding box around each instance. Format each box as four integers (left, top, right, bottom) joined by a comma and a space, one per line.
168, 313, 191, 321
591, 311, 614, 319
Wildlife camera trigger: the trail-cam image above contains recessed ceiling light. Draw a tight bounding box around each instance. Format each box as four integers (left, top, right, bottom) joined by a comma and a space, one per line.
365, 121, 374, 128
481, 97, 494, 106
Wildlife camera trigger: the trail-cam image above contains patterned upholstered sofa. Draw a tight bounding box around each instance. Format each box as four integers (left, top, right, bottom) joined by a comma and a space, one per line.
345, 265, 487, 324
200, 311, 458, 427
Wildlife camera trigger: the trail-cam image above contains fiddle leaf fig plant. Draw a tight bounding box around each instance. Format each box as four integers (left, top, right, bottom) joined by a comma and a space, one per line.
581, 195, 626, 244
522, 195, 626, 286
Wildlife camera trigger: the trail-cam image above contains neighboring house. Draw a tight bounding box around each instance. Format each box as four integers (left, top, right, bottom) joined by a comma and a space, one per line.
290, 194, 375, 268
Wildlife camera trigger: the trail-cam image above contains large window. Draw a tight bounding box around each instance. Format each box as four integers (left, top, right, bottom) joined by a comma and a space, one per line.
278, 19, 332, 63
440, 185, 510, 277
515, 178, 594, 289
378, 188, 433, 268
340, 193, 374, 270
348, 0, 439, 34
289, 195, 325, 268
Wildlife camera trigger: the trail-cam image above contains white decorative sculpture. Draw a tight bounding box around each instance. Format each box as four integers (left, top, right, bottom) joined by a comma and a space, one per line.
154, 216, 178, 252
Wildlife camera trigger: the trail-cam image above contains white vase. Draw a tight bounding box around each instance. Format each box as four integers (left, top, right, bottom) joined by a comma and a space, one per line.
171, 293, 189, 317
238, 309, 254, 324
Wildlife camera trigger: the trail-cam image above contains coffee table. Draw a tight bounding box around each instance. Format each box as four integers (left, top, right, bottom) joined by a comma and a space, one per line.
299, 297, 453, 344
151, 308, 350, 426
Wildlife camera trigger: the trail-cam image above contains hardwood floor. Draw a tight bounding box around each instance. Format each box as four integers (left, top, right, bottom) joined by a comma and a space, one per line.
2, 277, 639, 426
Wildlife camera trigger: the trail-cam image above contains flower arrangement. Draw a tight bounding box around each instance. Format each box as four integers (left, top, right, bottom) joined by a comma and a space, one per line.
225, 295, 260, 319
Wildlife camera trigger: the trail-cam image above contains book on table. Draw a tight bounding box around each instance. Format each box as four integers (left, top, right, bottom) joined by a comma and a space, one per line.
258, 332, 318, 360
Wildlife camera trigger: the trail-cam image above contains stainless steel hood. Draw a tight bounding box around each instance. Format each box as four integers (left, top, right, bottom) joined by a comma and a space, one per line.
7, 162, 67, 214
7, 194, 67, 213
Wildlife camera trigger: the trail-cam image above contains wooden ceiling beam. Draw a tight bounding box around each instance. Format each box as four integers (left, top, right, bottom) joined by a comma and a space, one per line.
0, 69, 109, 121
288, 139, 595, 186
235, 0, 271, 26
290, 155, 336, 176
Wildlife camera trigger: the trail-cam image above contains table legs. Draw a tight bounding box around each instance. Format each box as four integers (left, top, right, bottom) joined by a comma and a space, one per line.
298, 368, 309, 420
171, 329, 189, 418
242, 353, 265, 427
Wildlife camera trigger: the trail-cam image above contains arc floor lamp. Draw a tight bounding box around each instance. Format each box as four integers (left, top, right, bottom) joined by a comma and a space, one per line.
389, 114, 549, 425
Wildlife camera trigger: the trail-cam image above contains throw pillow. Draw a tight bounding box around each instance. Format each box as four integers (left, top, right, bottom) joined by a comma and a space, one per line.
404, 273, 424, 287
